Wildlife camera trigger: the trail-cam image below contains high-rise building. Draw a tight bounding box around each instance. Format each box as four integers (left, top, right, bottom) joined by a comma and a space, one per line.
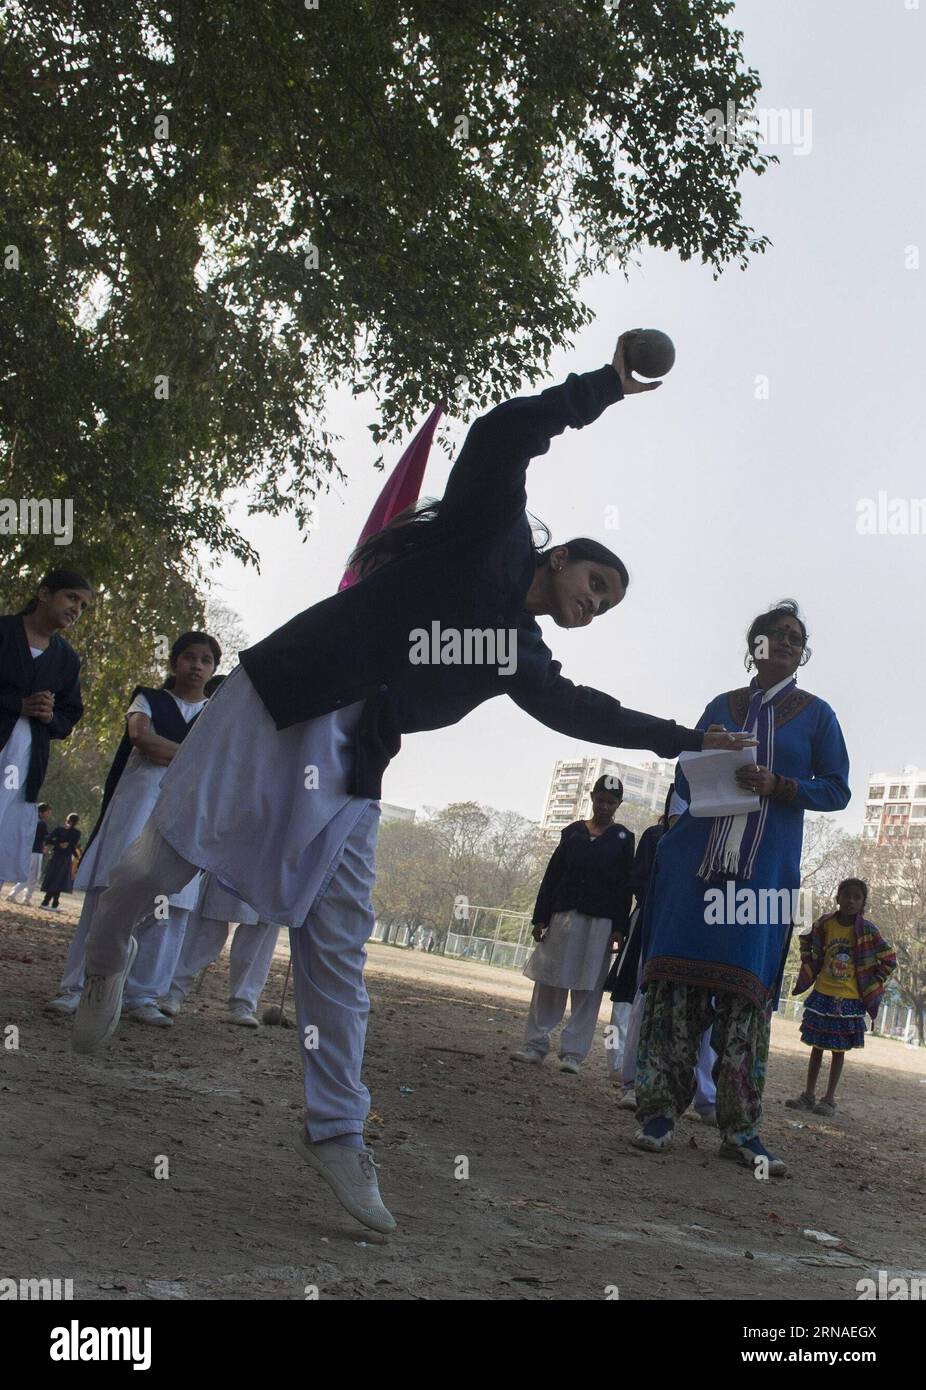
541, 756, 675, 838
863, 766, 926, 847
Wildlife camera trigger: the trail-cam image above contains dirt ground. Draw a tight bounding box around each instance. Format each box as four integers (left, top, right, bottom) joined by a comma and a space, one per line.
1, 896, 924, 1301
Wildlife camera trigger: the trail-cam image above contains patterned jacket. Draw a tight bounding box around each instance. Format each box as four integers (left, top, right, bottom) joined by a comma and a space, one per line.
793, 912, 897, 1019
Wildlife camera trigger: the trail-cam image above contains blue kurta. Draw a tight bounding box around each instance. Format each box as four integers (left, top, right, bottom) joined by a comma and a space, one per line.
641, 686, 851, 1008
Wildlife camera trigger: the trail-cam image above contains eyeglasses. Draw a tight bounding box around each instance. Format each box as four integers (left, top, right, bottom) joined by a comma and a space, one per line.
757, 627, 805, 649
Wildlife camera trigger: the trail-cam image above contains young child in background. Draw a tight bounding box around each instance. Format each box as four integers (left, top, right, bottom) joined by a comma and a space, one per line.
7, 802, 52, 904
40, 814, 80, 909
787, 878, 896, 1117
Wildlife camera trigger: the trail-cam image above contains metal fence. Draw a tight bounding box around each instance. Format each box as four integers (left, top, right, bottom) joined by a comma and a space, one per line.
443, 905, 534, 971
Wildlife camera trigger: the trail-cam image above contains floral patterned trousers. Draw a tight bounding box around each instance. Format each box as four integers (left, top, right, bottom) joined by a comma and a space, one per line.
636, 980, 773, 1143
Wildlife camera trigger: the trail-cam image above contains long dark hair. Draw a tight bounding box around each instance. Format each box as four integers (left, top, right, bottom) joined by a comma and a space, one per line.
348, 502, 629, 591
17, 568, 93, 616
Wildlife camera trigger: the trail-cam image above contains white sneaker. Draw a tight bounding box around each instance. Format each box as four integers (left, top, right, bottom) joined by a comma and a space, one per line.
45, 993, 80, 1016
559, 1055, 582, 1074
294, 1130, 397, 1234
158, 990, 184, 1018
124, 1003, 174, 1028
224, 1003, 259, 1028
618, 1088, 637, 1110
510, 1048, 545, 1065
73, 937, 139, 1054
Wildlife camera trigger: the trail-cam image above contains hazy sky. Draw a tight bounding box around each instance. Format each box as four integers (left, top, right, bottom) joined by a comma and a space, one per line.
209, 0, 926, 833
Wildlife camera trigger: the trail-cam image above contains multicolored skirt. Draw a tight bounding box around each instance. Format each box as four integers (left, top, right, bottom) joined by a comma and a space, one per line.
800, 990, 866, 1051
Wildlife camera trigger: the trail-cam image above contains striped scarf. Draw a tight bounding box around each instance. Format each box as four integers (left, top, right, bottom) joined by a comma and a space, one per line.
697, 677, 796, 882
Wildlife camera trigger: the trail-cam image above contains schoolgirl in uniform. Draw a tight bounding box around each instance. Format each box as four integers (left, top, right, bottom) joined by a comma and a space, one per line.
0, 569, 90, 889
7, 802, 52, 904
40, 813, 80, 908
512, 775, 634, 1072
46, 632, 218, 1022
74, 332, 753, 1234
604, 791, 671, 1086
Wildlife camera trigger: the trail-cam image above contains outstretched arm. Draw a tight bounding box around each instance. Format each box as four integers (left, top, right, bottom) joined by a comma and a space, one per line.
510, 666, 753, 761
440, 332, 660, 529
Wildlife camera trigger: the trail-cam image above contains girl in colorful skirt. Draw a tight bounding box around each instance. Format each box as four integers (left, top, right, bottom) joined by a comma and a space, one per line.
787, 878, 896, 1117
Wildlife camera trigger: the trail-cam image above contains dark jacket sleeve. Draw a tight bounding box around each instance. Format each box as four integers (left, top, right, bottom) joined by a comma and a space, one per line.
510, 665, 705, 759
630, 827, 659, 903
0, 620, 25, 717
47, 665, 83, 740
612, 831, 635, 933
441, 366, 624, 529
532, 828, 570, 927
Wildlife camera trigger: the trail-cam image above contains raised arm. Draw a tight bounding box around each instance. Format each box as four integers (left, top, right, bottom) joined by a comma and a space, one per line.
440, 333, 659, 529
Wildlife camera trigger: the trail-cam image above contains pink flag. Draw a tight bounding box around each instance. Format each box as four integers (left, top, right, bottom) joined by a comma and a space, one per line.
338, 405, 443, 590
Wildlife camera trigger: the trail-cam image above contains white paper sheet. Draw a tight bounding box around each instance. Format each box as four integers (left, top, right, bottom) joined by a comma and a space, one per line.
678, 746, 760, 819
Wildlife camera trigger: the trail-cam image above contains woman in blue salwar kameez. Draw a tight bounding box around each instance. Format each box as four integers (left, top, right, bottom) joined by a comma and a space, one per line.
633, 602, 850, 1176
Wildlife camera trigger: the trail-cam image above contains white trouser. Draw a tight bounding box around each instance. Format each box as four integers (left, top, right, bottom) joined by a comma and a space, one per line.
86, 807, 381, 1142
59, 885, 190, 1008
692, 1026, 718, 1114
524, 982, 605, 1062
171, 915, 281, 1011
621, 986, 718, 1111
8, 852, 44, 903
621, 988, 646, 1088
605, 1000, 633, 1073
289, 804, 380, 1141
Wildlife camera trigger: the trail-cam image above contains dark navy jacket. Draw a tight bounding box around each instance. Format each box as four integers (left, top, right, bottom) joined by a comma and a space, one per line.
606, 820, 666, 1002
0, 615, 84, 802
240, 366, 706, 797
533, 820, 636, 933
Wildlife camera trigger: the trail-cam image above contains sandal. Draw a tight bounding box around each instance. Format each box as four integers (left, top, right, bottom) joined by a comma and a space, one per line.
785, 1092, 815, 1111
813, 1098, 837, 1116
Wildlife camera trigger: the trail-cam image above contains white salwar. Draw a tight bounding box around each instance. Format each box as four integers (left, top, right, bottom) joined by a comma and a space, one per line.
7, 849, 45, 904
151, 667, 370, 929
521, 909, 614, 1063
57, 691, 206, 1005
0, 646, 43, 882
170, 872, 281, 1012
85, 666, 380, 1141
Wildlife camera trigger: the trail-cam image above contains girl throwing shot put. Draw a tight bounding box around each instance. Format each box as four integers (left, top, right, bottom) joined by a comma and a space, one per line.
74, 331, 753, 1235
